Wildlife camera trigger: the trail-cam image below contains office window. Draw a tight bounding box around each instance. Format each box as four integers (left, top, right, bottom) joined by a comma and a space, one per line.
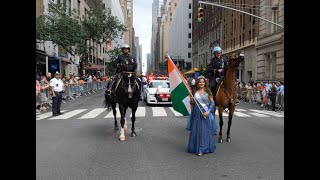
189, 23, 191, 28
188, 43, 191, 48
189, 13, 191, 19
249, 9, 252, 21
170, 13, 172, 16
188, 33, 191, 38
242, 33, 245, 46
188, 52, 191, 58
189, 3, 191, 9
249, 30, 252, 43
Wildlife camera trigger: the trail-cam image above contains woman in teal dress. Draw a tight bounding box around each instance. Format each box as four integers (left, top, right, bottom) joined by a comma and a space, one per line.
186, 76, 217, 156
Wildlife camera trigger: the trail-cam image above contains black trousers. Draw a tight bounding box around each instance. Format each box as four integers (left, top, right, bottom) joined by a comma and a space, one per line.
52, 92, 63, 115
271, 96, 276, 111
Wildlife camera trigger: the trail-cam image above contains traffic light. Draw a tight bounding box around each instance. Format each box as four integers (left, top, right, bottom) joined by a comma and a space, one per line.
197, 7, 204, 22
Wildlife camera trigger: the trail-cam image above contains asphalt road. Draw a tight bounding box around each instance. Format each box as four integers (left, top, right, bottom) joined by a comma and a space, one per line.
37, 90, 284, 180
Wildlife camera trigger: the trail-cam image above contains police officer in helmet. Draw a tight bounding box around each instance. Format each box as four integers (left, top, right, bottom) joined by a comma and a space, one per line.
106, 44, 137, 95
206, 46, 228, 100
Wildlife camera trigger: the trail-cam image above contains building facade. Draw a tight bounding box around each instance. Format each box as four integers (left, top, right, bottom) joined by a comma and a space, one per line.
192, 0, 222, 72
151, 0, 160, 70
256, 0, 284, 82
221, 0, 260, 83
168, 0, 192, 72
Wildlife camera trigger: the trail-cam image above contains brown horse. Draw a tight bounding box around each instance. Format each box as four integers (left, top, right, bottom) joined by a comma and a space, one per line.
215, 52, 244, 143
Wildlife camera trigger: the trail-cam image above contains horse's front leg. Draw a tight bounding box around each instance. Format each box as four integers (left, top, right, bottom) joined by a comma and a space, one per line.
226, 106, 235, 143
119, 104, 127, 141
130, 105, 137, 137
218, 107, 224, 143
112, 102, 118, 130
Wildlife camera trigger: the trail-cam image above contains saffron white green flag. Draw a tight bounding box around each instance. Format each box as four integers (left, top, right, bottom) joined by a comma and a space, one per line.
168, 55, 191, 116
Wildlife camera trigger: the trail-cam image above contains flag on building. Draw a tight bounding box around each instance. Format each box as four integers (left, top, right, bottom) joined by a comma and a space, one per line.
168, 55, 191, 116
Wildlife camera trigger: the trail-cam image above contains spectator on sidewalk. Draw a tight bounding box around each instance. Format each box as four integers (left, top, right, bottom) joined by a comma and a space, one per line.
258, 82, 264, 102
278, 81, 284, 110
246, 83, 253, 102
249, 78, 254, 86
39, 76, 49, 111
46, 72, 52, 82
270, 82, 278, 111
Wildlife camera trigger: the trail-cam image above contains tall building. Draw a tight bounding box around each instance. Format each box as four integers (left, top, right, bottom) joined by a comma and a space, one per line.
134, 36, 142, 74
119, 0, 132, 47
103, 0, 125, 50
146, 53, 151, 74
158, 0, 179, 74
139, 44, 142, 74
127, 0, 134, 50
151, 0, 160, 70
192, 0, 222, 71
221, 0, 260, 82
256, 0, 284, 82
36, 0, 44, 17
168, 0, 192, 72
154, 16, 162, 74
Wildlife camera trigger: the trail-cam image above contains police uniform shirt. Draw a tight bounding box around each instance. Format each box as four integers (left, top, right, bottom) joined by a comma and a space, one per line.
212, 58, 225, 69
50, 78, 64, 92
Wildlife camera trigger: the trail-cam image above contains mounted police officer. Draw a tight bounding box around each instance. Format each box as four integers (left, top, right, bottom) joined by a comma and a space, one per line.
106, 44, 137, 95
206, 46, 228, 100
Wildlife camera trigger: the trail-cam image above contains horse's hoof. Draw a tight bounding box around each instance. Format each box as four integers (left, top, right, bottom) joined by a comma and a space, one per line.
218, 137, 223, 143
119, 137, 125, 141
226, 137, 231, 143
131, 132, 137, 137
114, 126, 119, 131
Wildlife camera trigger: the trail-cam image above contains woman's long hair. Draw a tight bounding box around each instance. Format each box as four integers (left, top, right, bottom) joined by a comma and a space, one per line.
192, 77, 213, 97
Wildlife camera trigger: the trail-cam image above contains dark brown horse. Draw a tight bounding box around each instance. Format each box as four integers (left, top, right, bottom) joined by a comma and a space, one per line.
215, 52, 244, 143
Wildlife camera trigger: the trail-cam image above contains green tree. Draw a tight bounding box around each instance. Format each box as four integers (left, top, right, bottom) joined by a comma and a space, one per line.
105, 46, 122, 76
36, 1, 127, 74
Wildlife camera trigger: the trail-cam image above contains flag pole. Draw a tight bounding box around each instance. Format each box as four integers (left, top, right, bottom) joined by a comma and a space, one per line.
167, 55, 205, 115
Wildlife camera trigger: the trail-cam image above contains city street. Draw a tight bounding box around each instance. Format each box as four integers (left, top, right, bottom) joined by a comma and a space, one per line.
36, 90, 284, 180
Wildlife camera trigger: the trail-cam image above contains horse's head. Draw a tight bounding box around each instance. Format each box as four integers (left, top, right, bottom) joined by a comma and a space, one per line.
228, 51, 245, 68
121, 72, 140, 99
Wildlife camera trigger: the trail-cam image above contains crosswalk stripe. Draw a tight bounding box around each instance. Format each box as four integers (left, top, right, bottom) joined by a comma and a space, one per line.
248, 112, 270, 117
169, 107, 183, 116
36, 110, 67, 120
249, 109, 284, 117
152, 107, 167, 116
104, 107, 120, 118
36, 107, 284, 121
233, 111, 251, 117
49, 109, 87, 120
79, 108, 107, 119
130, 107, 146, 117
235, 108, 247, 112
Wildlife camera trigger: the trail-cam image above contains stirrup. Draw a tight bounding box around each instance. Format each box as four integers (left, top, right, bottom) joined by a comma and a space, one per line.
105, 89, 112, 95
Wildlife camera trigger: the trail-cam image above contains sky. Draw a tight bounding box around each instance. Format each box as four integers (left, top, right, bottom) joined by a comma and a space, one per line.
133, 0, 153, 75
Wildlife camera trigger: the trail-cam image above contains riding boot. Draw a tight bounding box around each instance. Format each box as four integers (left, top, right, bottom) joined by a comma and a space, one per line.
106, 76, 118, 95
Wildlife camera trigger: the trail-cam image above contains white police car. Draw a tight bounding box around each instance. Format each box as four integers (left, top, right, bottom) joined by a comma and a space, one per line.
143, 79, 171, 105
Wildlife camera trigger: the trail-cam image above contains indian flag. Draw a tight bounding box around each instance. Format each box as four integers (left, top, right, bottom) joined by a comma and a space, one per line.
168, 55, 191, 116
